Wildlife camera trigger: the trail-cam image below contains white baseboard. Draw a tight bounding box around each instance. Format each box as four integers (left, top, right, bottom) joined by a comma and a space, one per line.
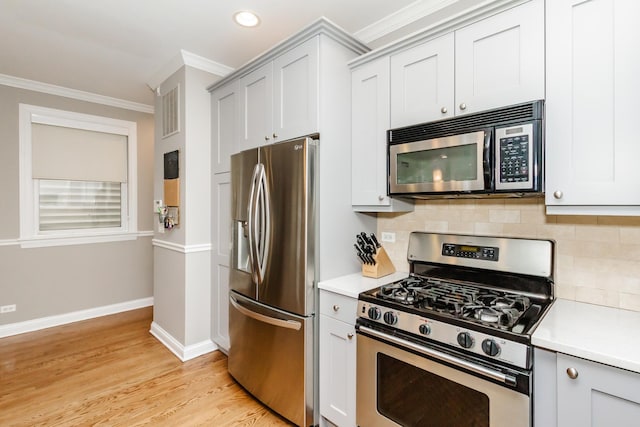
150, 321, 218, 362
0, 297, 154, 338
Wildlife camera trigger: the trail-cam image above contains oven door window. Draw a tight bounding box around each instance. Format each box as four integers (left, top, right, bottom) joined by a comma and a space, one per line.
377, 353, 489, 427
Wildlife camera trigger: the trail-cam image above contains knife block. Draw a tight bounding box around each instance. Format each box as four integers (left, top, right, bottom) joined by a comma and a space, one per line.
362, 247, 396, 279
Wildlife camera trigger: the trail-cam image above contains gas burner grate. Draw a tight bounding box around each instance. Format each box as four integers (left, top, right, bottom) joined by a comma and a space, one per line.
375, 276, 533, 331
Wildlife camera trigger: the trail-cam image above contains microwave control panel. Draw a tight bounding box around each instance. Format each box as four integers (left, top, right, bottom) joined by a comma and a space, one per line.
495, 123, 534, 190
499, 135, 529, 182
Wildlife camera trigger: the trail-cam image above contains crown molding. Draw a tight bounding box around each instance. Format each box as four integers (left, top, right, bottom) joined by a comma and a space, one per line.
207, 17, 369, 93
0, 73, 154, 114
147, 49, 234, 92
354, 0, 459, 43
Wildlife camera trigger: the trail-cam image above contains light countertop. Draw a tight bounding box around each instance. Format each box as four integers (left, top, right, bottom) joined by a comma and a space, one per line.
318, 271, 407, 298
532, 298, 640, 374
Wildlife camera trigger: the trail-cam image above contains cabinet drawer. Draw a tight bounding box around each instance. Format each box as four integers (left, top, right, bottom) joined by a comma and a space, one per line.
320, 291, 358, 324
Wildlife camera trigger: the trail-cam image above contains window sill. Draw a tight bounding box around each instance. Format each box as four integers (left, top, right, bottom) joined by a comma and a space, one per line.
19, 231, 149, 248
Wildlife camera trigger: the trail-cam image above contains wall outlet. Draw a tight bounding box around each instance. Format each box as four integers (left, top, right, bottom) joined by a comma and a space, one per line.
1, 304, 16, 313
154, 199, 163, 212
381, 232, 396, 243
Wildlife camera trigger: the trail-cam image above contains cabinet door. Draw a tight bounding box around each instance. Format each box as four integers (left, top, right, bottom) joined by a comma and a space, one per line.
211, 82, 239, 174
455, 0, 544, 115
557, 353, 640, 427
545, 0, 640, 214
352, 58, 413, 212
273, 37, 319, 142
319, 314, 356, 427
238, 62, 273, 151
211, 172, 231, 351
390, 33, 454, 127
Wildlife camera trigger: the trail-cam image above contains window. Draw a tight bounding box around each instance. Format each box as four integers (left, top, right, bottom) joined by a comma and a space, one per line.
19, 104, 138, 247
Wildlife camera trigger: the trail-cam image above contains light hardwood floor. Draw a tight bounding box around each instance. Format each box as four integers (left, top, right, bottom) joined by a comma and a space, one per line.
0, 307, 294, 426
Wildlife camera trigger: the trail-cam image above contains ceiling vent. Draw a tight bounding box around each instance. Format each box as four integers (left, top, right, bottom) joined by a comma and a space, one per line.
162, 85, 180, 138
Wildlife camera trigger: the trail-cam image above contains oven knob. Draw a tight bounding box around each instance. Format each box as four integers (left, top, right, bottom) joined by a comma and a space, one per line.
367, 307, 381, 320
481, 339, 501, 357
419, 324, 431, 336
383, 311, 398, 325
457, 332, 474, 349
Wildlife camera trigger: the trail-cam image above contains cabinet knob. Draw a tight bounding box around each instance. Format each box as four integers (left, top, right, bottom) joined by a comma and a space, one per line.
566, 367, 579, 379
264, 135, 270, 141
441, 106, 448, 114
378, 195, 385, 201
272, 133, 278, 139
459, 103, 467, 111
554, 190, 563, 199
332, 304, 340, 312
347, 333, 354, 340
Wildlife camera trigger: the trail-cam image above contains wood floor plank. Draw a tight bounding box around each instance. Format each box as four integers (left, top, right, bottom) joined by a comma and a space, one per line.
0, 307, 294, 426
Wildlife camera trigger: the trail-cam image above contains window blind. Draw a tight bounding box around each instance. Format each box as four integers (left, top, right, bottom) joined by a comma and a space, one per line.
31, 123, 128, 183
38, 180, 122, 231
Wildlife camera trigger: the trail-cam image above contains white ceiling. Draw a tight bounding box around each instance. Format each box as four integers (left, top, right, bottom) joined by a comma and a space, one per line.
0, 0, 462, 108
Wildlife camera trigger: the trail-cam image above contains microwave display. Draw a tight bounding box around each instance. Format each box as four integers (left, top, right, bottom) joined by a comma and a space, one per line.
397, 144, 477, 185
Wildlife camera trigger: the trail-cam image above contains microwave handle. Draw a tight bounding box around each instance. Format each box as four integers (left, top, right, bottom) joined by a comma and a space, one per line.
483, 129, 493, 190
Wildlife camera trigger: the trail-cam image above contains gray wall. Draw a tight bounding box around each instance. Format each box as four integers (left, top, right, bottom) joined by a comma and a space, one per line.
152, 65, 218, 349
0, 84, 154, 325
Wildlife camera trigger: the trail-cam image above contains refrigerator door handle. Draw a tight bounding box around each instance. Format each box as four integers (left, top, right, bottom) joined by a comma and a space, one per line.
248, 162, 271, 287
230, 295, 302, 331
247, 164, 261, 285
255, 164, 271, 284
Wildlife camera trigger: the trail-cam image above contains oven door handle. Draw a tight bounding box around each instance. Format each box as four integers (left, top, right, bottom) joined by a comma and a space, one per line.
359, 325, 517, 387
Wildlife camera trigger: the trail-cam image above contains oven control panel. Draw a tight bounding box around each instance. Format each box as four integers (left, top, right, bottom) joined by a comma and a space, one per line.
442, 243, 499, 261
357, 300, 530, 369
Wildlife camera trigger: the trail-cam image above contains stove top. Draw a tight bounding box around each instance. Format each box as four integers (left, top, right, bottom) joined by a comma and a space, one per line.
375, 276, 533, 332
356, 232, 555, 369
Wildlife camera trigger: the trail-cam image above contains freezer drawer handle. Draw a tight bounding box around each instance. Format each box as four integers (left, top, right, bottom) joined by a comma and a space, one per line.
360, 325, 517, 386
230, 296, 302, 331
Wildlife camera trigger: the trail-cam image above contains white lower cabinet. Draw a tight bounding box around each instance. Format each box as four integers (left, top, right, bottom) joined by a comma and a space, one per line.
319, 290, 357, 427
556, 353, 640, 427
534, 348, 640, 427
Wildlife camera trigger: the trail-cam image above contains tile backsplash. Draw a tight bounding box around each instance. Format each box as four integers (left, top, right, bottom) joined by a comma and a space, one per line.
378, 198, 640, 312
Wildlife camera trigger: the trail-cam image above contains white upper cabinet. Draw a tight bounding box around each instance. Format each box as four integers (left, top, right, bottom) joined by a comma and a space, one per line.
238, 62, 273, 151
239, 38, 319, 148
389, 0, 544, 129
545, 0, 640, 215
273, 37, 319, 142
455, 0, 544, 116
211, 81, 239, 174
215, 37, 320, 165
390, 33, 454, 127
352, 57, 413, 212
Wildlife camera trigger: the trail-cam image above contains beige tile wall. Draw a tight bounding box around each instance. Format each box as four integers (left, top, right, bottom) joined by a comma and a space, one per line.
377, 198, 640, 312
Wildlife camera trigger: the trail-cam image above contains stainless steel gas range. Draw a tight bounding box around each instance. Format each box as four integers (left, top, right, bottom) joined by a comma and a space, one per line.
356, 232, 554, 427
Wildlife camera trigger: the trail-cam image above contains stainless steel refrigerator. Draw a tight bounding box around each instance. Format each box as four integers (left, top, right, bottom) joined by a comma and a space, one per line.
228, 136, 318, 427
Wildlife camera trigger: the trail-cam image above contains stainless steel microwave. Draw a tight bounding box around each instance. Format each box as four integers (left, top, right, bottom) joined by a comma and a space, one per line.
388, 100, 544, 198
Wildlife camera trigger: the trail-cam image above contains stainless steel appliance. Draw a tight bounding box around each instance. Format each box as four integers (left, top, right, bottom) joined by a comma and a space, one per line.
388, 100, 544, 198
356, 232, 554, 427
228, 136, 318, 427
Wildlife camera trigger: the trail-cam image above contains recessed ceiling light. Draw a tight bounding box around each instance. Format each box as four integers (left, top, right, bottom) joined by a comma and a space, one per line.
233, 10, 260, 28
